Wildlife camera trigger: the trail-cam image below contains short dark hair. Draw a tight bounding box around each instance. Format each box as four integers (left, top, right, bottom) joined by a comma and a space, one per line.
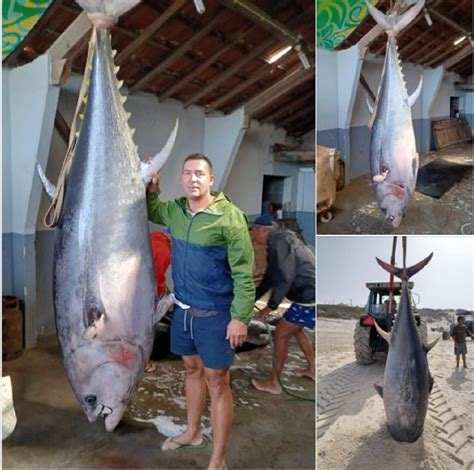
458, 315, 465, 322
183, 154, 213, 172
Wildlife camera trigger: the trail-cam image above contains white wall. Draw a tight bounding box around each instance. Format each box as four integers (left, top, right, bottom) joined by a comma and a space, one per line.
2, 70, 13, 233
431, 74, 457, 118
316, 49, 339, 131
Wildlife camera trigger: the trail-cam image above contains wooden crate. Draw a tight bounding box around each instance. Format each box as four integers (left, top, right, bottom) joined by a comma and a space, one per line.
316, 145, 340, 216
432, 118, 472, 150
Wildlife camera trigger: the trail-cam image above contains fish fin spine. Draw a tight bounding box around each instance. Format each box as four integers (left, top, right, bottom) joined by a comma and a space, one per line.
374, 383, 384, 398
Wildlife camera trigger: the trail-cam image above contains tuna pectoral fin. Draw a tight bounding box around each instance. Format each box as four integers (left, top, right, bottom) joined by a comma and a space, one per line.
374, 383, 383, 398
36, 162, 57, 201
141, 119, 179, 184
407, 76, 423, 108
82, 310, 107, 340
376, 252, 433, 280
366, 93, 374, 115
374, 320, 391, 343
154, 293, 175, 325
423, 336, 441, 353
372, 169, 389, 182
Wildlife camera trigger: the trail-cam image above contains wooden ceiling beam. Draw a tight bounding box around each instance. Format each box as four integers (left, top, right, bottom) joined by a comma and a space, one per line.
183, 36, 278, 107
217, 0, 314, 53
423, 39, 466, 67
429, 7, 471, 37
159, 22, 258, 100
443, 44, 473, 70
204, 11, 309, 111
261, 89, 314, 123
242, 66, 314, 116
288, 119, 315, 136
403, 33, 450, 63
276, 106, 313, 129
129, 10, 226, 93
115, 0, 187, 64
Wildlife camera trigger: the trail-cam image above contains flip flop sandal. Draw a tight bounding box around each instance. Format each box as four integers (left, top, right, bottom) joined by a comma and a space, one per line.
161, 436, 207, 451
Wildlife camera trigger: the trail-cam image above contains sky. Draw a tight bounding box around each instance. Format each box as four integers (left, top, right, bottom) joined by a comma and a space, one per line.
317, 236, 474, 310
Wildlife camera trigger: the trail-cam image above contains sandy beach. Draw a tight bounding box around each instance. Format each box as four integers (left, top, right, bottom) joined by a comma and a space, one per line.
317, 318, 473, 470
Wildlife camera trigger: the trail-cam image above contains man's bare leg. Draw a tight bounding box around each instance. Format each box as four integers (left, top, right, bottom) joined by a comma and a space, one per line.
163, 355, 206, 449
462, 353, 467, 368
294, 328, 315, 381
252, 319, 301, 394
204, 367, 232, 470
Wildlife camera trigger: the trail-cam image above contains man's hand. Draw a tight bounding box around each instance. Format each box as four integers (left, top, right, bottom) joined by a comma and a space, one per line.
226, 320, 248, 349
147, 172, 160, 193
256, 306, 273, 321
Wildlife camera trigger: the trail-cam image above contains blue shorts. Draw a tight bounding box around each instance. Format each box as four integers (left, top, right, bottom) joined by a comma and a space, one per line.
170, 306, 235, 369
455, 342, 467, 356
284, 303, 315, 329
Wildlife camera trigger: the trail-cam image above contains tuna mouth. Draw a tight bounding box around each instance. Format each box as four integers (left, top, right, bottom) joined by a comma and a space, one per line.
100, 405, 113, 417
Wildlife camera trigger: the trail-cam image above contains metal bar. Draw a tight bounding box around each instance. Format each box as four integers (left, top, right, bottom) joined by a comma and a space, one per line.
217, 0, 314, 52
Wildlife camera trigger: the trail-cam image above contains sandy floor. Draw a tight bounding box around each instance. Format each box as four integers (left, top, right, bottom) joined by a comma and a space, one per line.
317, 318, 473, 470
318, 143, 473, 235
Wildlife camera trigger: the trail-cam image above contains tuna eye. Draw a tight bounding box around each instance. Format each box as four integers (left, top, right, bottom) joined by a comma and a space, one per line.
85, 395, 97, 406
381, 207, 387, 214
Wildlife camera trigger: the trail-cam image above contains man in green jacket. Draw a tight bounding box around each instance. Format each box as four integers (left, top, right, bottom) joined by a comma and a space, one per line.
147, 153, 255, 470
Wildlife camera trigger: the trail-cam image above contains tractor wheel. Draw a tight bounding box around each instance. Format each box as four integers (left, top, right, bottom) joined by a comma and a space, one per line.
354, 324, 374, 365
418, 320, 428, 345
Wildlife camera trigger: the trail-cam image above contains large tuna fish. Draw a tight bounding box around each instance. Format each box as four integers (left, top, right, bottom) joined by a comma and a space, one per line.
373, 248, 439, 442
366, 0, 425, 227
37, 0, 178, 431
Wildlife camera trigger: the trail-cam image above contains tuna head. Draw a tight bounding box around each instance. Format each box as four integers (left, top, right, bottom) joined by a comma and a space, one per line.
81, 362, 133, 432
374, 183, 410, 228
65, 341, 144, 432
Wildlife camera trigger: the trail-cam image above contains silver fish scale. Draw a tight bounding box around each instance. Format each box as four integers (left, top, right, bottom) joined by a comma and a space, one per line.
53, 28, 155, 431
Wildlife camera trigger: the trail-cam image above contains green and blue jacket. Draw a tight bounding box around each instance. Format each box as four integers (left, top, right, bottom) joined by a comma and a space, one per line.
147, 191, 255, 324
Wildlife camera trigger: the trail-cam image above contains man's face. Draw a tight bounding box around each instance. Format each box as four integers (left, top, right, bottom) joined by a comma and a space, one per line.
181, 159, 214, 200
459, 317, 465, 325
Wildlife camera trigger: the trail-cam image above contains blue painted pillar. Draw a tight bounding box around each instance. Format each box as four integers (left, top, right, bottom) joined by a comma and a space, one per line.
3, 54, 60, 348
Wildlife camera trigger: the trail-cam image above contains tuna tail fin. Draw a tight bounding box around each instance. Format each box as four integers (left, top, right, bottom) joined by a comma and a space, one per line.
366, 93, 374, 115
36, 162, 57, 201
375, 252, 433, 280
365, 0, 425, 35
141, 119, 179, 184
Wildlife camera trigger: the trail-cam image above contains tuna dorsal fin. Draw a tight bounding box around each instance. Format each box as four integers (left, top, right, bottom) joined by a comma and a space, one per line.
374, 320, 391, 344
374, 383, 383, 398
365, 0, 425, 35
375, 252, 433, 280
423, 336, 441, 354
36, 162, 57, 201
141, 119, 179, 184
407, 76, 423, 108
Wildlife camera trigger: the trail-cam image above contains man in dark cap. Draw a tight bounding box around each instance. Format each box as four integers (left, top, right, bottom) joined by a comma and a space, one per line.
250, 214, 315, 395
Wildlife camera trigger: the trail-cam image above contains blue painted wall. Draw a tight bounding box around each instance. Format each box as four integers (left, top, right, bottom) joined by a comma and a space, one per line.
2, 233, 13, 294
463, 114, 473, 130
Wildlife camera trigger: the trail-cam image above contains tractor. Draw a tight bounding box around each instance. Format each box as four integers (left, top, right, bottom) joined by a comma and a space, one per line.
353, 282, 427, 365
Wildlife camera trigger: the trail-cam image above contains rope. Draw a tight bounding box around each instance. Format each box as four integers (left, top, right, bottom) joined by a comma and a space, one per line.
44, 28, 97, 228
